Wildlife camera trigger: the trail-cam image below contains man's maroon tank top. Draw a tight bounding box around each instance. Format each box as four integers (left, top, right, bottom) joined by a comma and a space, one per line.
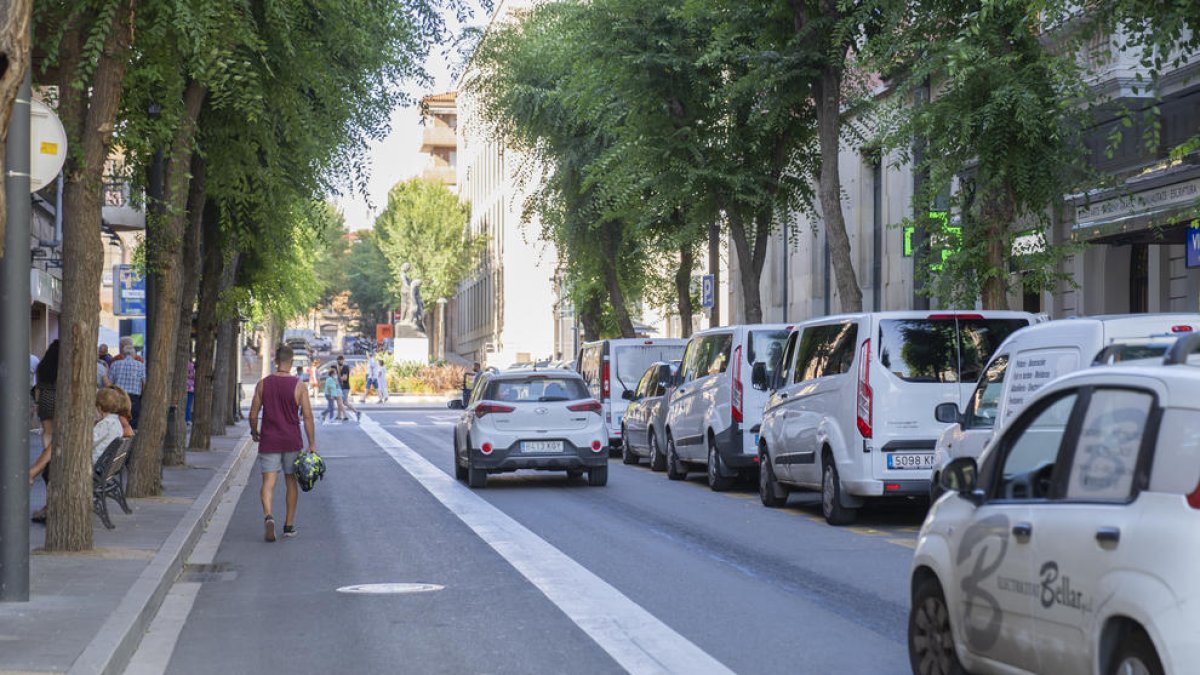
259, 374, 302, 453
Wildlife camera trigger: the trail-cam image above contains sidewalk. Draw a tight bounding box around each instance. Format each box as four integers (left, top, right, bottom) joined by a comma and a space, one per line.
0, 422, 254, 675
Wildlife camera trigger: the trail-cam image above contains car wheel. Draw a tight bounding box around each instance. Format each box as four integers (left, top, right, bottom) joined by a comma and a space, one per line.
908, 575, 966, 675
648, 432, 666, 472
666, 435, 686, 481
468, 465, 487, 489
621, 426, 639, 465
588, 464, 608, 486
759, 449, 787, 507
821, 458, 856, 525
453, 437, 468, 481
1107, 629, 1164, 675
706, 438, 734, 492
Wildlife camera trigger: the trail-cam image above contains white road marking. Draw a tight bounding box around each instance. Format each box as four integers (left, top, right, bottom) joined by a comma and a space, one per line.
361, 415, 735, 675
394, 421, 418, 426
125, 446, 257, 674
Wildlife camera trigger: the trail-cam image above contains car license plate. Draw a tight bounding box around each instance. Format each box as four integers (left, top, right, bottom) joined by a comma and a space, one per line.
887, 453, 933, 470
523, 440, 563, 453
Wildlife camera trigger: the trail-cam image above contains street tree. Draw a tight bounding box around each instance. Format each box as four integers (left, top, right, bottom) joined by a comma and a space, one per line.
346, 231, 397, 333
374, 178, 479, 311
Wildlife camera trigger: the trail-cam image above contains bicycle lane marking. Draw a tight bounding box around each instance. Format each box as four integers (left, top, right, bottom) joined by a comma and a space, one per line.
360, 414, 736, 675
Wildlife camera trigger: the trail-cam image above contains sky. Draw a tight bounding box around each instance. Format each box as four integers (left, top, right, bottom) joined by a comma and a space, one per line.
332, 16, 476, 231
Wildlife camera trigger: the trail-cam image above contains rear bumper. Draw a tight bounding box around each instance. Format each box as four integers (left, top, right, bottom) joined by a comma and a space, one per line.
470, 440, 608, 471
712, 424, 758, 470
845, 478, 930, 498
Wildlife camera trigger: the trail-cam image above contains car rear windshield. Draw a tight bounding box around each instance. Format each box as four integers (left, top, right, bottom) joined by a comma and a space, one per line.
613, 344, 685, 393
748, 330, 790, 381
878, 318, 1027, 383
486, 377, 590, 403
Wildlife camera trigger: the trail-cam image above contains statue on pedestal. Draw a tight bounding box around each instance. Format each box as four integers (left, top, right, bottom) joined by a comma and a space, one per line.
397, 262, 426, 337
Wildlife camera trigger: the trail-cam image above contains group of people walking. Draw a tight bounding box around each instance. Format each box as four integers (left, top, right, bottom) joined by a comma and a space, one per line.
306, 354, 391, 424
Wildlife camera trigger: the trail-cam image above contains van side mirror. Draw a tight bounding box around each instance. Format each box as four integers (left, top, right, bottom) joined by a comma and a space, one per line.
935, 402, 962, 425
751, 362, 768, 390
447, 399, 465, 410
621, 389, 636, 401
941, 457, 983, 504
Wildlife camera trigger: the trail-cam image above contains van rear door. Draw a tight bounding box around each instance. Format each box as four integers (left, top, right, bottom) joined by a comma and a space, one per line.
609, 340, 688, 435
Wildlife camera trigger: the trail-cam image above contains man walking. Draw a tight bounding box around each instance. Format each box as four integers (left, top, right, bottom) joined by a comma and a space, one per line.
333, 355, 361, 421
248, 344, 317, 542
108, 342, 146, 428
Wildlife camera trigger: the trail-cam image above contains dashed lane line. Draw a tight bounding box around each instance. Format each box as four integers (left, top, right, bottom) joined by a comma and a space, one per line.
362, 414, 735, 675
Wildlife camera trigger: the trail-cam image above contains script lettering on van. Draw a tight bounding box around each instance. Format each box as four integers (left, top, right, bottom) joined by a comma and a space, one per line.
997, 561, 1093, 615
1006, 357, 1059, 410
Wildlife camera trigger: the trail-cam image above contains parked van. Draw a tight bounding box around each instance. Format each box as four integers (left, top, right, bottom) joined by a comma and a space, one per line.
663, 324, 791, 490
755, 311, 1034, 524
577, 338, 688, 454
929, 313, 1200, 497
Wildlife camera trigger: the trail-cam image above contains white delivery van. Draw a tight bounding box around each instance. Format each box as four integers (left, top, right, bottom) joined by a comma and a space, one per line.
755, 311, 1034, 524
663, 325, 791, 490
929, 313, 1200, 497
577, 338, 688, 455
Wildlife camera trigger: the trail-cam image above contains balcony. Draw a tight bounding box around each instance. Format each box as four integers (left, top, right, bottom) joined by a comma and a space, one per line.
420, 125, 457, 152
421, 165, 457, 186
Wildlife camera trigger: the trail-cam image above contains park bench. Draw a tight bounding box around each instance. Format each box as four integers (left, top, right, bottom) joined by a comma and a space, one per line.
93, 437, 133, 530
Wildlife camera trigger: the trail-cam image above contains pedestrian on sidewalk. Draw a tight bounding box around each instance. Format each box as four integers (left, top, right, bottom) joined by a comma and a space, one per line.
96, 347, 112, 390
185, 361, 196, 424
248, 344, 317, 542
333, 355, 361, 422
321, 366, 341, 423
376, 359, 390, 404
108, 342, 146, 428
28, 341, 60, 506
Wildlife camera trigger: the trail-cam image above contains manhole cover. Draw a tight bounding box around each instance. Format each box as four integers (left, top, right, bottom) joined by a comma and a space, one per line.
336, 583, 444, 595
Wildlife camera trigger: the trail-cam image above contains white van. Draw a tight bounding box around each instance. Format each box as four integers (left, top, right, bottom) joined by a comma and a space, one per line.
663, 325, 791, 490
929, 313, 1200, 496
577, 338, 688, 454
755, 311, 1034, 524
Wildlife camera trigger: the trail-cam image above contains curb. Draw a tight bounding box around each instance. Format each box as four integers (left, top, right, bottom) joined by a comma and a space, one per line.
67, 432, 256, 675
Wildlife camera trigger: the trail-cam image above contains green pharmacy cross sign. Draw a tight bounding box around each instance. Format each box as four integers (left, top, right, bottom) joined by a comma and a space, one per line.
903, 212, 961, 271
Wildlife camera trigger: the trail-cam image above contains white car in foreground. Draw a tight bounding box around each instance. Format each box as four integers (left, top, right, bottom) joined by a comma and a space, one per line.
449, 369, 610, 488
909, 334, 1200, 675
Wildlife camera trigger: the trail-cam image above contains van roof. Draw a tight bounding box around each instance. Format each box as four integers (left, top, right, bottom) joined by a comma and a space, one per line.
690, 323, 792, 336
995, 314, 1199, 352
792, 310, 1035, 325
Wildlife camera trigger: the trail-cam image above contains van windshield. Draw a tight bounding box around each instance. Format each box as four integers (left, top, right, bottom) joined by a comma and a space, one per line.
748, 330, 790, 382
613, 344, 685, 393
878, 318, 1027, 383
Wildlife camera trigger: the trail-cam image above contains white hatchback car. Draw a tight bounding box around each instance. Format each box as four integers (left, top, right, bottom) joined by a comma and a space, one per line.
909, 334, 1200, 675
449, 369, 610, 488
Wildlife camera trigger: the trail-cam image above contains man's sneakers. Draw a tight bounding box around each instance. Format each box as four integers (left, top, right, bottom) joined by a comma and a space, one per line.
356, 410, 362, 422
283, 525, 297, 538
264, 515, 276, 542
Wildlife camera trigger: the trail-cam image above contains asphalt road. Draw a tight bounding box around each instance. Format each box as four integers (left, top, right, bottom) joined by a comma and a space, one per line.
159, 403, 926, 675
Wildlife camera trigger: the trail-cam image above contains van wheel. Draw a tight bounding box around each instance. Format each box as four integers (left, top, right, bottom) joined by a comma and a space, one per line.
1107, 628, 1164, 675
621, 426, 639, 465
648, 432, 666, 472
909, 575, 966, 675
468, 465, 487, 489
666, 435, 687, 481
821, 459, 856, 525
707, 439, 734, 492
759, 449, 788, 507
588, 465, 609, 487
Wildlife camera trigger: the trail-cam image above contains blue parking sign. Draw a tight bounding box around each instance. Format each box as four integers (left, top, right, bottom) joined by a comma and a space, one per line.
1188, 220, 1200, 269
701, 274, 714, 309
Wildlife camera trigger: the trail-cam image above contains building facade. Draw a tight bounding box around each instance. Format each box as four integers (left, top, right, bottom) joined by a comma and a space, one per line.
419, 92, 459, 192
453, 0, 557, 367
734, 35, 1200, 324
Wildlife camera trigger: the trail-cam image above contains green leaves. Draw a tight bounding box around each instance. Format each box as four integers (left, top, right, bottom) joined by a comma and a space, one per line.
374, 178, 478, 305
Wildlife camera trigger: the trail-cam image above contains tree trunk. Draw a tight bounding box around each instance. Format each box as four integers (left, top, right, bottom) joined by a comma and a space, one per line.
165, 154, 206, 465
0, 0, 30, 256
727, 211, 766, 324
130, 80, 207, 497
209, 254, 241, 437
599, 222, 635, 338
46, 2, 136, 552
707, 222, 720, 328
979, 188, 1014, 310
226, 328, 240, 424
577, 291, 604, 342
189, 203, 222, 450
674, 244, 694, 337
813, 59, 863, 314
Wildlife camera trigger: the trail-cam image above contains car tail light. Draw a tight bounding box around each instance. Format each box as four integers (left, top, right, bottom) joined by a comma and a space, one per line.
591, 440, 603, 452
475, 403, 515, 418
857, 339, 873, 439
731, 345, 744, 424
1188, 482, 1200, 509
568, 400, 603, 415
481, 442, 494, 455
1172, 325, 1194, 333
601, 361, 611, 399
885, 483, 901, 492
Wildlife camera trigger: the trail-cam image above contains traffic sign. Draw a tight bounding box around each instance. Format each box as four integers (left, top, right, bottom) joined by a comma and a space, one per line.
701, 274, 714, 309
1188, 220, 1199, 269
113, 265, 146, 316
30, 100, 67, 192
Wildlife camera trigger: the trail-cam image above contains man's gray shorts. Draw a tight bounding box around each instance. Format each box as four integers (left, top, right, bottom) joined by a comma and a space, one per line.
259, 451, 299, 474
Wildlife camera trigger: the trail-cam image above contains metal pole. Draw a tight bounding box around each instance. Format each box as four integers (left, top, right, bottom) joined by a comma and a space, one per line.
708, 222, 720, 328
1, 67, 33, 602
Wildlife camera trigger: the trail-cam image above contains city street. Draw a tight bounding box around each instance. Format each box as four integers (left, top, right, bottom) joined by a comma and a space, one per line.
141, 403, 926, 675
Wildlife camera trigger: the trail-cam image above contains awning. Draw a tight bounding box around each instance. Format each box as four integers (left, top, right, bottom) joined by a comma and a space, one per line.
1069, 164, 1200, 244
